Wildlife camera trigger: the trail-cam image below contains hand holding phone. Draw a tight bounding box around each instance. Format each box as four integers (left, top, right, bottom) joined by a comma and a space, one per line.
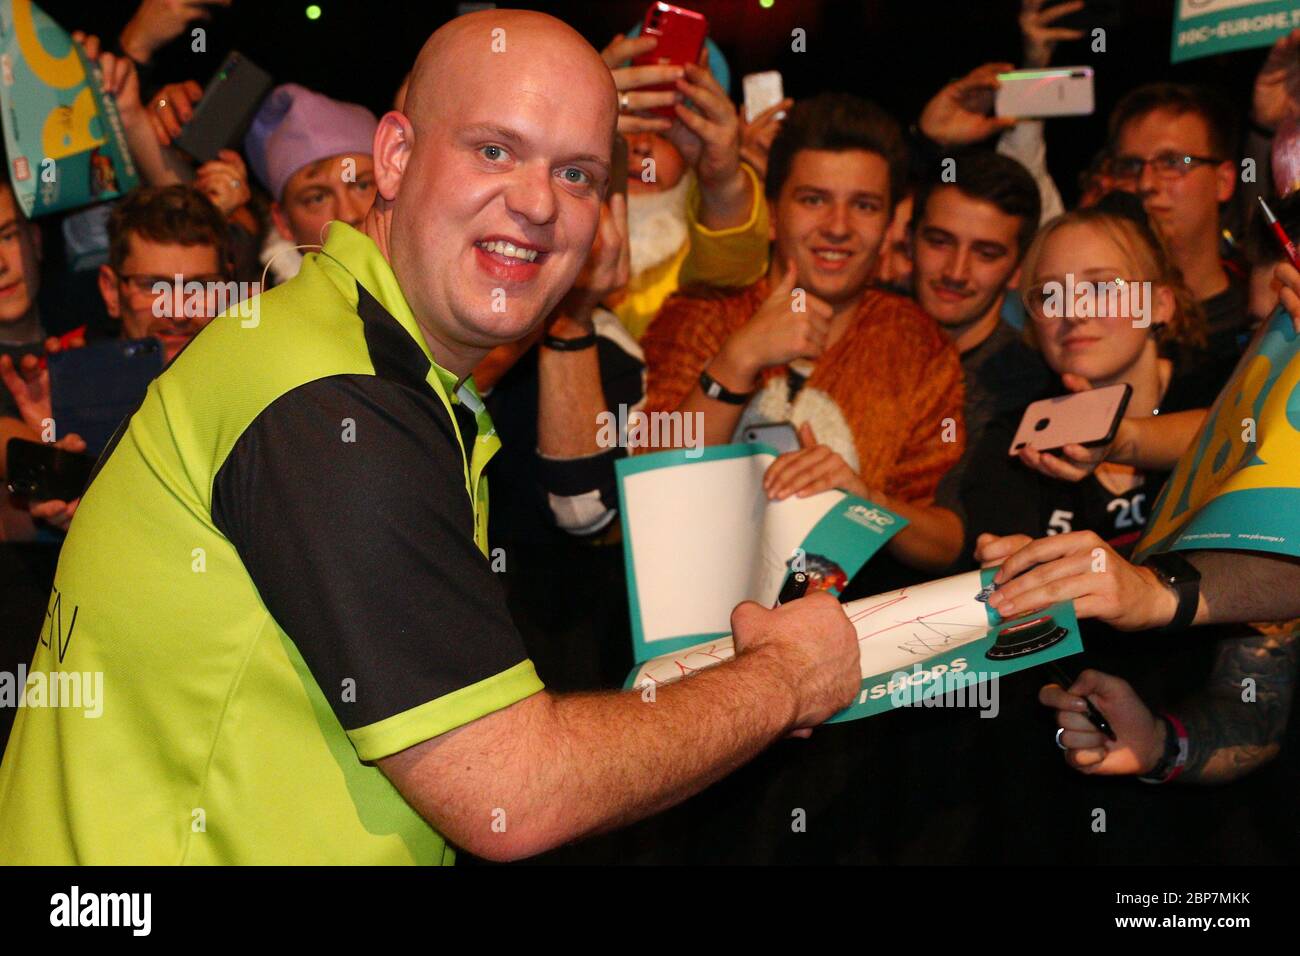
632, 3, 708, 119
995, 66, 1094, 118
1009, 382, 1131, 456
743, 71, 784, 124
174, 51, 274, 163
6, 438, 95, 502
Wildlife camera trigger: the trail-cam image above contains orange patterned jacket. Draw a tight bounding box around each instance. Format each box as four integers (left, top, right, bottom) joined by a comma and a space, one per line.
642, 279, 966, 505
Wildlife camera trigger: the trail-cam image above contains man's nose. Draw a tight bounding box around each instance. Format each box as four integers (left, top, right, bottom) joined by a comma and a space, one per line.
820, 202, 851, 240
339, 188, 373, 228
1136, 160, 1161, 197
626, 132, 653, 157
943, 246, 971, 284
503, 163, 558, 227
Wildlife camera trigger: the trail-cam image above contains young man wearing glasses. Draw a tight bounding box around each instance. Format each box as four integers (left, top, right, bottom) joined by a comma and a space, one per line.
98, 185, 233, 364
0, 186, 233, 532
1107, 83, 1249, 356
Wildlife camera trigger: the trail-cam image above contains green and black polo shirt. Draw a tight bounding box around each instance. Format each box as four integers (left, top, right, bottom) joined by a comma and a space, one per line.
0, 223, 544, 864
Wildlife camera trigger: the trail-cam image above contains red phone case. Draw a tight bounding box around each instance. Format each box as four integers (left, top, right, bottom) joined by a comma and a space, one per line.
631, 3, 708, 119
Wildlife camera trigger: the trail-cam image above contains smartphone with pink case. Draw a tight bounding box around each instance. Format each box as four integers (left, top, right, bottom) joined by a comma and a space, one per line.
1008, 383, 1131, 456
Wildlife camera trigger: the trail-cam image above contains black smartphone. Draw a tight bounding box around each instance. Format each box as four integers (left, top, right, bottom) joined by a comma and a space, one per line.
49, 338, 164, 455
6, 439, 96, 501
1052, 0, 1125, 33
174, 51, 275, 164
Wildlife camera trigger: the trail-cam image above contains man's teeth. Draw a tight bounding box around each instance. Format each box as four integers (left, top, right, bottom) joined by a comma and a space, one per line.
477, 240, 539, 262
816, 250, 850, 260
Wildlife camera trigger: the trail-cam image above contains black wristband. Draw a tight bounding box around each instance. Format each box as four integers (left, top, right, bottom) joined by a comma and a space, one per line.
699, 368, 754, 405
542, 332, 598, 352
1143, 551, 1202, 634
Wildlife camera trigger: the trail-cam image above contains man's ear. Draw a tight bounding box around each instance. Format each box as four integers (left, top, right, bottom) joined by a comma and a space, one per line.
270, 202, 294, 243
98, 264, 122, 320
1006, 264, 1022, 292
373, 110, 414, 202
1215, 159, 1235, 204
1149, 283, 1175, 329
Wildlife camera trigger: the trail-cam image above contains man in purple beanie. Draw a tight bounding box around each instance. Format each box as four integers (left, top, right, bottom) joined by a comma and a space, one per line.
244, 83, 379, 266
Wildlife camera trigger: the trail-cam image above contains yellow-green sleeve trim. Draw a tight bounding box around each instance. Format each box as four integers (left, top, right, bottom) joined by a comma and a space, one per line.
687, 162, 766, 238
348, 659, 545, 762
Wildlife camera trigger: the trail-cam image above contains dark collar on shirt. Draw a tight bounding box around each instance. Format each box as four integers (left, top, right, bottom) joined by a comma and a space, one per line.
355, 282, 435, 393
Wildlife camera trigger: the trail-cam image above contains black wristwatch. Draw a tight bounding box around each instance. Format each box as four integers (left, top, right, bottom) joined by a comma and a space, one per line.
1141, 551, 1201, 633
699, 368, 754, 406
542, 331, 598, 351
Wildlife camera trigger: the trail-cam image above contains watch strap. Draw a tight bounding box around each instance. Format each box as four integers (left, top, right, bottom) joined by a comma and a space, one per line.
542, 331, 599, 352
699, 368, 754, 405
1143, 551, 1201, 633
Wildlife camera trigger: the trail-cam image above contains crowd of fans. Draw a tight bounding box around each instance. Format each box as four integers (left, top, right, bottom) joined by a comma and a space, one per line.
1, 0, 1297, 864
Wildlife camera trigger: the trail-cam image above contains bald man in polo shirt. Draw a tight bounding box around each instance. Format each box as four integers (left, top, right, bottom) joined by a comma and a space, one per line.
0, 10, 859, 864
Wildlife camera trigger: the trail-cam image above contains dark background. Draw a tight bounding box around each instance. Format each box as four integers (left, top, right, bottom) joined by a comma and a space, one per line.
46, 0, 1272, 208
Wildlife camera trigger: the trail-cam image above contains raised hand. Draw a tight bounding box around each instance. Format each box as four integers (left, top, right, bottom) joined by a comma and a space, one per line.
740, 97, 793, 180
1252, 27, 1300, 133
601, 33, 679, 136
919, 62, 1018, 147
195, 149, 252, 216
713, 262, 831, 389
120, 0, 231, 65
664, 61, 742, 190
1020, 0, 1085, 70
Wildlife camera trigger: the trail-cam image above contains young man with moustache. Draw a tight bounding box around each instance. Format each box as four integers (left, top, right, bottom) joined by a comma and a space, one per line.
909, 151, 1048, 449
0, 10, 862, 865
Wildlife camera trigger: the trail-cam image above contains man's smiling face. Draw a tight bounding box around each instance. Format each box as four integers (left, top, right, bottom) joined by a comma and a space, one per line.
388, 20, 616, 356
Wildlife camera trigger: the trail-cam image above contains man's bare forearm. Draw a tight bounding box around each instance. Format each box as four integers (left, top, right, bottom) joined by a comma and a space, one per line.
878, 499, 962, 573
384, 650, 799, 861
536, 314, 606, 459
1112, 409, 1206, 471
1178, 625, 1298, 783
1188, 550, 1300, 626
696, 167, 754, 232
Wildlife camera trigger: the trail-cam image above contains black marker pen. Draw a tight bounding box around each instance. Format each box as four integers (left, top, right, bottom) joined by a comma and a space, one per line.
1048, 663, 1117, 741
775, 571, 810, 607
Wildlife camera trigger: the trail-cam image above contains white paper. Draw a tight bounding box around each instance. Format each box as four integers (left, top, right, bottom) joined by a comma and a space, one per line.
630, 570, 992, 690
623, 451, 846, 645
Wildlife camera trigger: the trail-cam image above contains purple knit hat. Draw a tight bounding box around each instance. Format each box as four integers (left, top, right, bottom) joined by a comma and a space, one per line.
244, 83, 378, 201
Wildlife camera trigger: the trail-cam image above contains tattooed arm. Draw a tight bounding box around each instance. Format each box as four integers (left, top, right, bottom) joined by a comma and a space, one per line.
1038, 625, 1298, 783
1179, 624, 1299, 784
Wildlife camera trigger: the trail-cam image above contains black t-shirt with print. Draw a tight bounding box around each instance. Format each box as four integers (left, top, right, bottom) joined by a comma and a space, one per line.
959, 345, 1237, 562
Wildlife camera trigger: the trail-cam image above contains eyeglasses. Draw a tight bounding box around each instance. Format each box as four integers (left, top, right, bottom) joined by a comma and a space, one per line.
116, 273, 228, 297
1107, 152, 1222, 182
1023, 277, 1147, 321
